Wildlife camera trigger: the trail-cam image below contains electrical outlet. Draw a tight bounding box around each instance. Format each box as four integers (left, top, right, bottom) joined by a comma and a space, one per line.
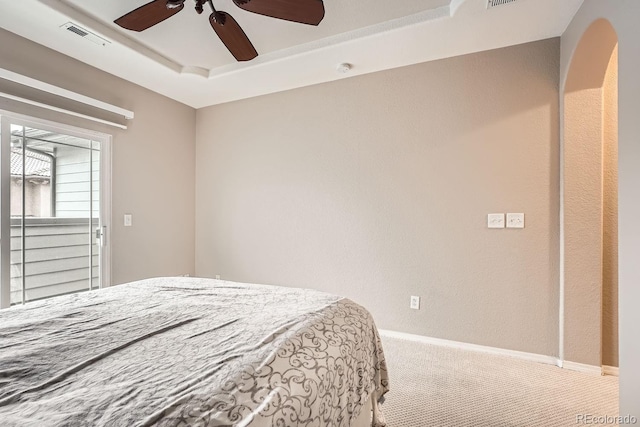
506, 213, 525, 228
215, 274, 221, 280
410, 296, 420, 310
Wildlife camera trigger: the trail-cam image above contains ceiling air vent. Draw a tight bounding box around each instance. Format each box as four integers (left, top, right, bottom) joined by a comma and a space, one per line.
60, 22, 111, 47
487, 0, 519, 9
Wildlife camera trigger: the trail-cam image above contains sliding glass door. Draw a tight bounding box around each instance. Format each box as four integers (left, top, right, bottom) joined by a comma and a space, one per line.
0, 114, 110, 308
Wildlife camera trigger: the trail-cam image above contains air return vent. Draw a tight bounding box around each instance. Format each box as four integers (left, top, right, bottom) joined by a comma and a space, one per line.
487, 0, 519, 9
60, 22, 111, 47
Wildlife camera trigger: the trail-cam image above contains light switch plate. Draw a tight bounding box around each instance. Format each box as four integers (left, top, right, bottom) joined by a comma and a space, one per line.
506, 213, 525, 228
488, 213, 505, 229
124, 214, 132, 227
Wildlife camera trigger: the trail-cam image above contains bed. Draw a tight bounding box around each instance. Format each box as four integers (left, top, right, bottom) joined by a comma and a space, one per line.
0, 277, 389, 426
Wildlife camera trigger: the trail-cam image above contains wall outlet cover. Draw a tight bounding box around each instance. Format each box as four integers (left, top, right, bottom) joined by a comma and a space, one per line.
506, 213, 525, 228
488, 213, 505, 229
410, 296, 420, 310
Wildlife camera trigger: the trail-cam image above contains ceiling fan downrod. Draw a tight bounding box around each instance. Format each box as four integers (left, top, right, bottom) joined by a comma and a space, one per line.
165, 0, 224, 24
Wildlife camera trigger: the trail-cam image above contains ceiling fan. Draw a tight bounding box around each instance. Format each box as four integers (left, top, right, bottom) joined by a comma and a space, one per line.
114, 0, 325, 62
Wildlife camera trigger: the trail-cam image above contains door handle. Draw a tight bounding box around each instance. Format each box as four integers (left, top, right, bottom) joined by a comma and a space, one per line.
95, 226, 107, 247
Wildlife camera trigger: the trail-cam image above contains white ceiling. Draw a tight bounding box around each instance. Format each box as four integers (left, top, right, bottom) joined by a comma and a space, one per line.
66, 0, 451, 70
0, 0, 584, 109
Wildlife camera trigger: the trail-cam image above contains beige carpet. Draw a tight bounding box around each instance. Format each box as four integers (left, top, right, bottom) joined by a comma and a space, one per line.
379, 335, 618, 427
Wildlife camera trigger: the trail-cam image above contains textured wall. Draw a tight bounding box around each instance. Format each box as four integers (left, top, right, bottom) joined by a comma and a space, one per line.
602, 46, 618, 368
562, 16, 619, 369
196, 39, 561, 357
0, 28, 196, 284
563, 87, 603, 367
561, 0, 640, 416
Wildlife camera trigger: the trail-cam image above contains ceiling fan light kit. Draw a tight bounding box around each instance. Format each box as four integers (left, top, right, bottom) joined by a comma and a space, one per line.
114, 0, 325, 62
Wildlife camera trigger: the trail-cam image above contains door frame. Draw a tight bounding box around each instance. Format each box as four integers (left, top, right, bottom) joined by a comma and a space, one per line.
0, 110, 112, 308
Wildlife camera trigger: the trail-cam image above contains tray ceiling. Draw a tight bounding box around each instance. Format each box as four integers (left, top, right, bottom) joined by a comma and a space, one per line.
0, 0, 584, 108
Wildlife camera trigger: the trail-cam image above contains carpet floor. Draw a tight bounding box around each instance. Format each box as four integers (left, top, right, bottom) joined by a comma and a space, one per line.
378, 335, 618, 427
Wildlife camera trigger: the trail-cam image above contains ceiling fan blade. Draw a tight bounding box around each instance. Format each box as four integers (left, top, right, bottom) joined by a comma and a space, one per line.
233, 0, 324, 26
115, 0, 184, 32
209, 12, 258, 62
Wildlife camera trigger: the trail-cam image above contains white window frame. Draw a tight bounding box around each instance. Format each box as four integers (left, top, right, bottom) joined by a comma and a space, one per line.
0, 110, 112, 308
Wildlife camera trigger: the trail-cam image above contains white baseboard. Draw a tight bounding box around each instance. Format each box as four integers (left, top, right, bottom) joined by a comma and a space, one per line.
378, 329, 560, 367
562, 360, 603, 375
379, 329, 612, 376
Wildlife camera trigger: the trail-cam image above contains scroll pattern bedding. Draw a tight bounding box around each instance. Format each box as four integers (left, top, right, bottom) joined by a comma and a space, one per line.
0, 277, 389, 426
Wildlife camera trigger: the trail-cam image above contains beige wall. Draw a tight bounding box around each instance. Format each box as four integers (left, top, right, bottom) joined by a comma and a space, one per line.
562, 18, 619, 367
561, 0, 640, 417
196, 39, 561, 357
602, 46, 618, 368
562, 55, 619, 367
563, 87, 603, 366
0, 28, 196, 284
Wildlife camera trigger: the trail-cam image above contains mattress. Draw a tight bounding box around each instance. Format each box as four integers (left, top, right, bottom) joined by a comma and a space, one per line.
0, 277, 389, 426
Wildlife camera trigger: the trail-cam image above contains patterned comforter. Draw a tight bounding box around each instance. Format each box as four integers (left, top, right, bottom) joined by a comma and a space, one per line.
0, 277, 389, 426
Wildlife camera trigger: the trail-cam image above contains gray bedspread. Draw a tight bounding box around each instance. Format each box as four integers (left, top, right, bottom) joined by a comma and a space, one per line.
0, 277, 389, 426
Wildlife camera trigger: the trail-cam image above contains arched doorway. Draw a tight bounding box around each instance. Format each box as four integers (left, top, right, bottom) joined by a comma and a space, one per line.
562, 18, 618, 370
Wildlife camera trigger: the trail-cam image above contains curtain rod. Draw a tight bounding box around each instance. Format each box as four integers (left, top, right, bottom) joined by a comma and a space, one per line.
0, 67, 134, 121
